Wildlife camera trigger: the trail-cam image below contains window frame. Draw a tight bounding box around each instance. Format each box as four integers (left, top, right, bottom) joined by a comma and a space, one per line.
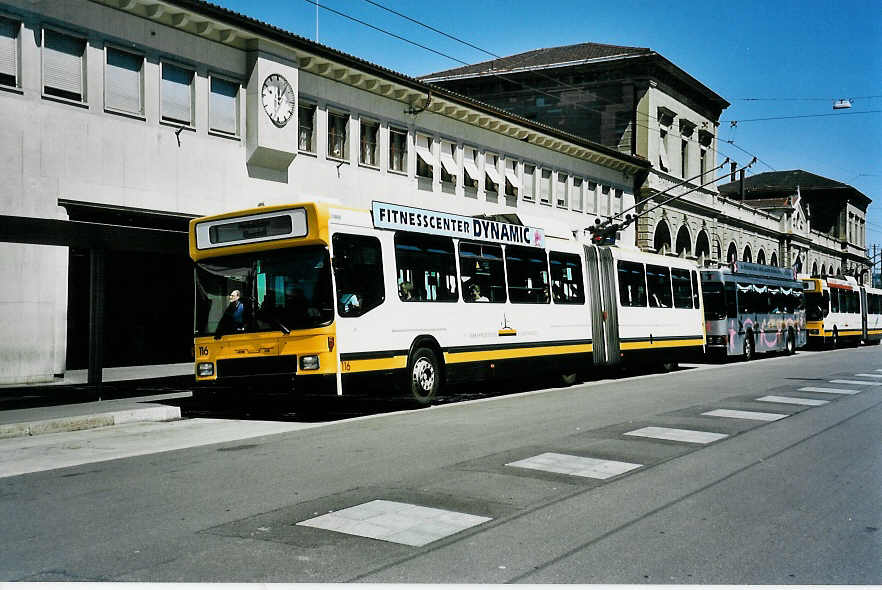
394, 232, 458, 303
462, 145, 479, 190
415, 132, 434, 179
439, 139, 457, 185
671, 267, 693, 309
327, 109, 350, 162
505, 245, 550, 304
459, 241, 506, 303
42, 26, 88, 105
103, 44, 144, 118
359, 117, 380, 168
522, 163, 536, 202
297, 100, 317, 154
556, 172, 568, 208
208, 72, 241, 138
617, 260, 647, 307
0, 16, 21, 91
484, 152, 500, 195
646, 264, 673, 308
160, 59, 195, 129
388, 124, 408, 174
549, 251, 585, 305
539, 168, 552, 206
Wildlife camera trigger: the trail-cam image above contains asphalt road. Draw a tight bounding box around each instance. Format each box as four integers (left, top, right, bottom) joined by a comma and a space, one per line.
0, 346, 879, 583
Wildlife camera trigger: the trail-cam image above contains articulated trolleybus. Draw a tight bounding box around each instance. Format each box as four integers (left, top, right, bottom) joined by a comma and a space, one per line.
189, 201, 705, 404
801, 275, 882, 347
700, 262, 806, 361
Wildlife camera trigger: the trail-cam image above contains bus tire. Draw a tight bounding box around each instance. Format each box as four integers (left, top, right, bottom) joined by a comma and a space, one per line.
831, 327, 839, 349
407, 347, 441, 406
785, 328, 796, 355
742, 332, 754, 362
560, 372, 578, 386
660, 360, 678, 372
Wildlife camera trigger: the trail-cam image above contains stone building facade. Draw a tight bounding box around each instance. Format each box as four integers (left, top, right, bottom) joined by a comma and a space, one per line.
422, 43, 872, 277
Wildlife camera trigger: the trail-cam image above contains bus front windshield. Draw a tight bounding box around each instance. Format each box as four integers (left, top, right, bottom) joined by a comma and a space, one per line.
701, 281, 726, 320
194, 246, 333, 338
804, 290, 829, 322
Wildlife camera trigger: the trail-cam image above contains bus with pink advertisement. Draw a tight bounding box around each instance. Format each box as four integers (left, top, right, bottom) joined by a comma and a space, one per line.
701, 262, 806, 361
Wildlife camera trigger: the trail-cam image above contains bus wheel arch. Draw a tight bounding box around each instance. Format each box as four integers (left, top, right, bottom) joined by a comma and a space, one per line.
405, 336, 445, 405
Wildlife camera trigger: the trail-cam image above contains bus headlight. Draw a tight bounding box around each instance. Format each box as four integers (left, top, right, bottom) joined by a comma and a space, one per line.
300, 355, 320, 371
197, 362, 214, 377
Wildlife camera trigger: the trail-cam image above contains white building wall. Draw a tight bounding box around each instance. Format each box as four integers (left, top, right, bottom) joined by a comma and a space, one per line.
0, 0, 638, 383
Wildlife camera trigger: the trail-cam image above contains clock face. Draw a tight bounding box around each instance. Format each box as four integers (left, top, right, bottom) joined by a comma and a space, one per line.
261, 73, 295, 127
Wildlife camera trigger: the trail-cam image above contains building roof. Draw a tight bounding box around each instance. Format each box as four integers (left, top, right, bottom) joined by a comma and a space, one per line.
134, 0, 648, 171
718, 170, 870, 207
421, 42, 652, 79
420, 42, 729, 110
744, 197, 794, 210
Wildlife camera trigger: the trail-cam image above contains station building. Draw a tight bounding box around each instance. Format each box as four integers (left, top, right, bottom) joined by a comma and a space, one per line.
422, 44, 872, 278
0, 0, 647, 384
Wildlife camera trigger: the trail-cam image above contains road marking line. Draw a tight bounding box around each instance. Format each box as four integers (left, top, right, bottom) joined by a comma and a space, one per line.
296, 500, 491, 547
506, 452, 642, 479
702, 409, 788, 421
854, 373, 882, 378
830, 379, 882, 386
799, 386, 859, 395
623, 426, 728, 444
756, 395, 829, 406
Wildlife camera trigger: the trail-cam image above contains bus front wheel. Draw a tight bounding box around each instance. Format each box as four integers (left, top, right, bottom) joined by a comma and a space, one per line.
785, 329, 796, 355
407, 347, 441, 406
831, 328, 839, 349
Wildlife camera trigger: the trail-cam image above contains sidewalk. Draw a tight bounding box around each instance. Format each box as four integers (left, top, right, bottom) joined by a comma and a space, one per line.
0, 363, 194, 439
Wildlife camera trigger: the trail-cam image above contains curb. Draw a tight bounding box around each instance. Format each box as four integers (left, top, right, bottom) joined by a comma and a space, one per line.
0, 405, 182, 440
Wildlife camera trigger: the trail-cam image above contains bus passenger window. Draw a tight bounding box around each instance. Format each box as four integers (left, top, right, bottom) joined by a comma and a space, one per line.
646, 265, 673, 308
617, 260, 646, 307
506, 246, 550, 303
725, 282, 737, 318
550, 252, 585, 304
459, 242, 505, 303
830, 290, 840, 313
332, 233, 385, 317
394, 233, 458, 302
671, 268, 693, 309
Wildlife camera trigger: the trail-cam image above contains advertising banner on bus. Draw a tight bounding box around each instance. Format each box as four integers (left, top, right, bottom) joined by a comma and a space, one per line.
372, 201, 545, 248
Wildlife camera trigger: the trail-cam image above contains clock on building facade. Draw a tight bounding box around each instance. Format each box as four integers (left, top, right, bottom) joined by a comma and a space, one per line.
261, 73, 295, 127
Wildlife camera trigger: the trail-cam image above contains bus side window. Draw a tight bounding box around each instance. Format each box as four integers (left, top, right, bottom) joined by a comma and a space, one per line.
332, 233, 385, 317
724, 282, 737, 318
671, 268, 692, 309
459, 242, 505, 303
394, 232, 458, 302
646, 264, 672, 308
691, 270, 700, 308
830, 289, 840, 313
617, 260, 646, 307
549, 251, 585, 304
506, 246, 549, 304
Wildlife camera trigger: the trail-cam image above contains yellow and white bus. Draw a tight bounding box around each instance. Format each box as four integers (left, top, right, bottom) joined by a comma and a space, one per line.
189, 201, 705, 404
802, 275, 882, 347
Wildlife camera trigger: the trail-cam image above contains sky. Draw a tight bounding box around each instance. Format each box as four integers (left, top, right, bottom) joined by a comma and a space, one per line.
214, 0, 882, 260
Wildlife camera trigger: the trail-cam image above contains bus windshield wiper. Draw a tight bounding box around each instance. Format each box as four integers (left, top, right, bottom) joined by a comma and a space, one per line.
266, 314, 291, 335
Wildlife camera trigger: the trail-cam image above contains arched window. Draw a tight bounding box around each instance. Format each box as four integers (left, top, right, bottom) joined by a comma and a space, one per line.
794, 256, 803, 273
727, 242, 738, 263
653, 221, 672, 255
812, 261, 818, 276
695, 230, 710, 260
770, 252, 778, 267
742, 244, 752, 263
675, 225, 691, 257
821, 264, 826, 276
757, 250, 766, 265
713, 239, 722, 260
835, 267, 841, 276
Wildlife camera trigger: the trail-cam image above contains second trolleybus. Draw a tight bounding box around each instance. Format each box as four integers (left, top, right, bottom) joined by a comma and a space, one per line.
189, 201, 705, 404
700, 262, 806, 361
801, 275, 882, 347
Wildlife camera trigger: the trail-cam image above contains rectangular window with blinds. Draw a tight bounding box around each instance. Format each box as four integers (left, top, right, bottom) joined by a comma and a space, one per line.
105, 46, 143, 115
43, 29, 86, 102
0, 17, 19, 88
161, 62, 194, 127
209, 75, 239, 136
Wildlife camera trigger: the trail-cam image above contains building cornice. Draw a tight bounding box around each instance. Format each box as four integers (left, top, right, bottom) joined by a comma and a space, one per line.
88, 0, 649, 175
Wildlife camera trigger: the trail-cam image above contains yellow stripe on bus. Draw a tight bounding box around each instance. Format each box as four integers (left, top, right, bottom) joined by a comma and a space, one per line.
619, 338, 705, 351
341, 356, 408, 373
444, 343, 592, 364
823, 330, 863, 337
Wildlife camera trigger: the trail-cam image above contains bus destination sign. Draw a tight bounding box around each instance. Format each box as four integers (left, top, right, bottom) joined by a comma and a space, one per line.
372, 201, 545, 248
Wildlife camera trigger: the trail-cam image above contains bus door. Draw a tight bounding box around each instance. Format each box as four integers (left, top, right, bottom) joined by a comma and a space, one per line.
861, 286, 868, 340
585, 245, 620, 365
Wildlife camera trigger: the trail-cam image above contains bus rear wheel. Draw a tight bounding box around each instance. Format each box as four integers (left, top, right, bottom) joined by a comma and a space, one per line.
742, 333, 754, 362
407, 347, 441, 406
831, 328, 839, 349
